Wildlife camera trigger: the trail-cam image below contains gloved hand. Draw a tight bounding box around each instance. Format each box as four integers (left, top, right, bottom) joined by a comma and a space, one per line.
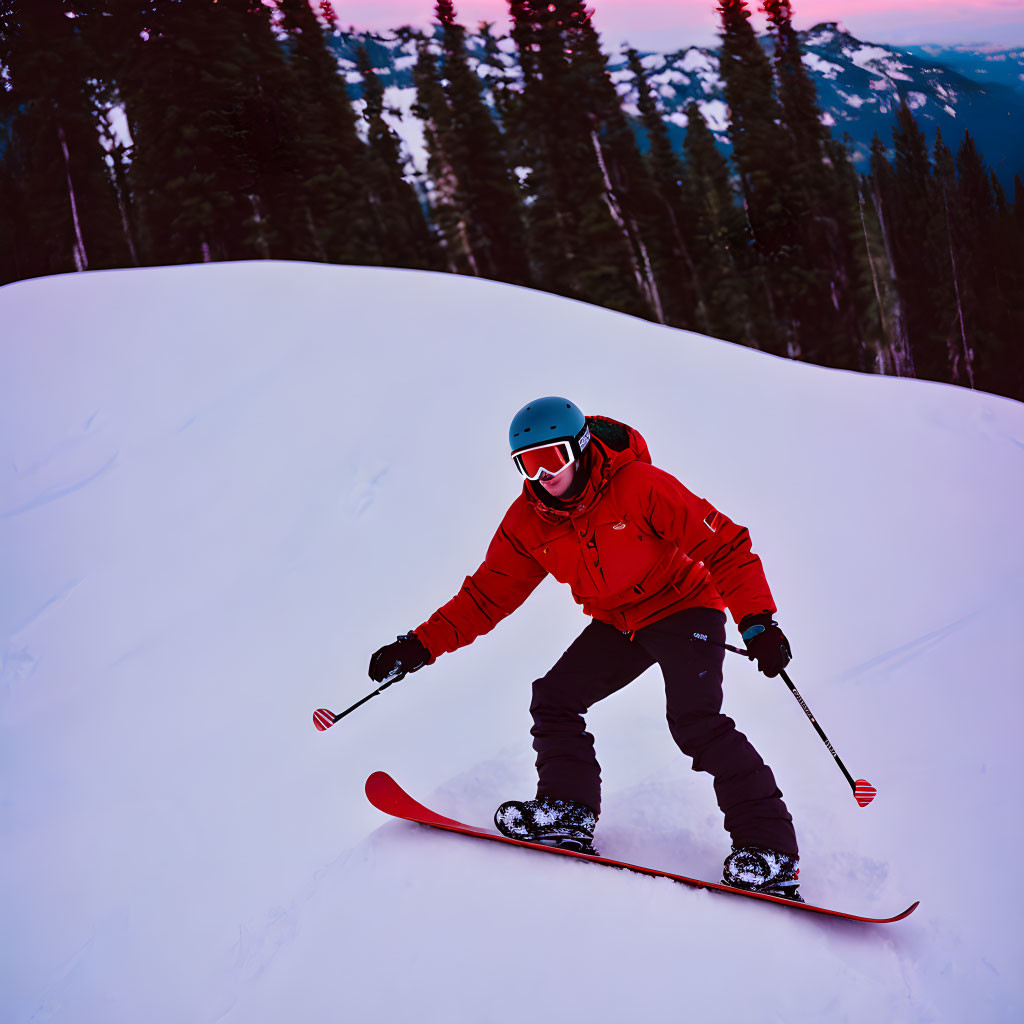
368, 632, 430, 683
739, 612, 792, 678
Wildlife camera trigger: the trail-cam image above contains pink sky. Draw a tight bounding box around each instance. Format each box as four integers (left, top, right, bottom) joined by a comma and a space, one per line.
331, 1, 1024, 49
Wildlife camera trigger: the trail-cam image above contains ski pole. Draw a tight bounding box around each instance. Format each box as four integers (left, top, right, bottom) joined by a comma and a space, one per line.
689, 633, 876, 807
313, 666, 406, 732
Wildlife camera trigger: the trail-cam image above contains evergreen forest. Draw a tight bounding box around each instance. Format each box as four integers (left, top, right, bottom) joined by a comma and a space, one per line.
1, 0, 1022, 401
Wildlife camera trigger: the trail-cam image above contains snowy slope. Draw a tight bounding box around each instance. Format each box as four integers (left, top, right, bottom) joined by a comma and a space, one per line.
1, 262, 1023, 1023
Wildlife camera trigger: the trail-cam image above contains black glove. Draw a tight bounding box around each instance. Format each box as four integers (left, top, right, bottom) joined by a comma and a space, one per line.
368, 632, 430, 683
739, 612, 792, 678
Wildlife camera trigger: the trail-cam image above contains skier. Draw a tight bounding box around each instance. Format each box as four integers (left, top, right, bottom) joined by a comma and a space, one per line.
368, 397, 801, 900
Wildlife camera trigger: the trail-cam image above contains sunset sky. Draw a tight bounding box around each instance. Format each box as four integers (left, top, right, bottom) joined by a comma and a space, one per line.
332, 1, 1024, 49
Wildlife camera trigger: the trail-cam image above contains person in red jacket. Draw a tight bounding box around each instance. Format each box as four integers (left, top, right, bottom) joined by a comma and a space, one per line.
369, 397, 801, 899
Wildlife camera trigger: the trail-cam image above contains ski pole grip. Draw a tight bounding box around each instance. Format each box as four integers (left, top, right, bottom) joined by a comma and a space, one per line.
378, 666, 406, 690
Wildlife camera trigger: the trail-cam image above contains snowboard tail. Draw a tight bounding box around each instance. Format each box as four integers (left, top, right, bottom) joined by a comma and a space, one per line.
365, 772, 918, 925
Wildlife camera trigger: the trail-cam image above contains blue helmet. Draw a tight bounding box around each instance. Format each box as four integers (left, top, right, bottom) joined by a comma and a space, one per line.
509, 397, 590, 467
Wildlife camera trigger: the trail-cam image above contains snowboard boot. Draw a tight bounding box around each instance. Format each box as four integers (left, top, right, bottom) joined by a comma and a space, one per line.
722, 846, 804, 902
494, 796, 598, 854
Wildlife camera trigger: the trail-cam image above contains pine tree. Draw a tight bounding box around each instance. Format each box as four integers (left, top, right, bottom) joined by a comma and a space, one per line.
434, 1, 531, 285
867, 133, 915, 377
0, 0, 131, 279
887, 100, 951, 382
355, 45, 438, 270
506, 0, 598, 302
275, 0, 380, 266
988, 170, 1007, 213
932, 127, 973, 387
116, 0, 277, 265
845, 144, 898, 374
625, 48, 708, 332
761, 1, 830, 181
817, 135, 873, 371
561, 3, 672, 320
0, 124, 28, 286
954, 131, 1022, 397
761, 0, 855, 366
955, 132, 993, 229
215, 0, 316, 260
506, 1, 658, 318
681, 99, 758, 345
993, 173, 1024, 399
716, 0, 803, 355
1, 2, 27, 285
411, 40, 478, 275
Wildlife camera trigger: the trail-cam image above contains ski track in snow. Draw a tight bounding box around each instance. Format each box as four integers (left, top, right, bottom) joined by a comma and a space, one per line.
0, 453, 119, 519
840, 609, 981, 676
4, 578, 86, 639
351, 465, 389, 518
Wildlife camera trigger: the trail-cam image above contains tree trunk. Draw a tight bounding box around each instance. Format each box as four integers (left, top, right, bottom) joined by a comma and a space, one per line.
56, 117, 88, 271
590, 129, 661, 322
939, 182, 974, 389
870, 181, 915, 378
857, 179, 890, 373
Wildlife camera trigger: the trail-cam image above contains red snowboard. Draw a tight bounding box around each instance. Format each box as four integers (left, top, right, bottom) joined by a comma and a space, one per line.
365, 773, 918, 924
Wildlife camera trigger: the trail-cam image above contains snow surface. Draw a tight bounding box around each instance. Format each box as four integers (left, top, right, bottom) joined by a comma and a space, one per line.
679, 47, 715, 74
849, 44, 893, 69
802, 52, 844, 80
2, 262, 1023, 1022
693, 99, 729, 133
650, 68, 690, 87
838, 89, 869, 109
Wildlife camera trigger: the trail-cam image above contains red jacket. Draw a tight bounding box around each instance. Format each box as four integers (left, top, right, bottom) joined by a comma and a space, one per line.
414, 417, 776, 661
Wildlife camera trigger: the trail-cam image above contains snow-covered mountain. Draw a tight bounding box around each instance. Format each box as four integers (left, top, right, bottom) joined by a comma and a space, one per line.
336, 21, 1024, 188
2, 261, 1023, 1021
902, 41, 1024, 95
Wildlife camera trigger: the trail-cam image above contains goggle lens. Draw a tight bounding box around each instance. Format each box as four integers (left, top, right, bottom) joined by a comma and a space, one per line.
514, 441, 574, 480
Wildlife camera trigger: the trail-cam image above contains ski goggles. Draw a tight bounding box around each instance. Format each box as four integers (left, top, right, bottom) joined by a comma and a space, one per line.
512, 439, 577, 481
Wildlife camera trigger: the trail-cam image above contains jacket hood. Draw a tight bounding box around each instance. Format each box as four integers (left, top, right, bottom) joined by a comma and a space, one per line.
524, 416, 651, 522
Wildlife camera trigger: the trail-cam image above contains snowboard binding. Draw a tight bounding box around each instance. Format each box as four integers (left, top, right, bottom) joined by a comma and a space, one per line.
722, 846, 804, 902
495, 797, 598, 855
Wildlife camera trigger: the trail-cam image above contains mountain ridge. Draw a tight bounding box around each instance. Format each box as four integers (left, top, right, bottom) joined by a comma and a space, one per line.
328, 20, 1024, 188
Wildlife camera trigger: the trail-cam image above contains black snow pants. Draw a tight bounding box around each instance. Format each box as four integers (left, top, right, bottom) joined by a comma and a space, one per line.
529, 606, 798, 856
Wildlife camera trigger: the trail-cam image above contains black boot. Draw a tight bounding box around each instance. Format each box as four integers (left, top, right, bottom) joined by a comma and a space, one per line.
495, 796, 598, 854
722, 846, 804, 902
